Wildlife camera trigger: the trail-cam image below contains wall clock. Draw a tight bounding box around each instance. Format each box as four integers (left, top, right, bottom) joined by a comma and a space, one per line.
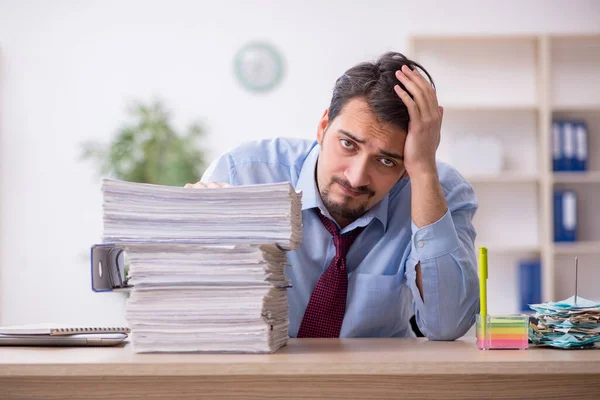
233, 42, 284, 93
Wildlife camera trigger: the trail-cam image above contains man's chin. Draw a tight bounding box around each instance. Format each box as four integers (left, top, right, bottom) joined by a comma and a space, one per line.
324, 198, 368, 220
328, 194, 359, 207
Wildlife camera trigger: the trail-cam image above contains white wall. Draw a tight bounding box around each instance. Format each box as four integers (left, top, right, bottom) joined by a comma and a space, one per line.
1, 0, 599, 326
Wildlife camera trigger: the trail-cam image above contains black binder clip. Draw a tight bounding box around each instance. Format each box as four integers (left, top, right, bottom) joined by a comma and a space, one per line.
90, 244, 133, 292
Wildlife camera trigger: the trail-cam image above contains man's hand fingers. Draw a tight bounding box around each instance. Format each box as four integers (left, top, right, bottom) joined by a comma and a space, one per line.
394, 84, 420, 120
403, 65, 439, 110
395, 69, 432, 119
184, 181, 232, 189
205, 182, 232, 188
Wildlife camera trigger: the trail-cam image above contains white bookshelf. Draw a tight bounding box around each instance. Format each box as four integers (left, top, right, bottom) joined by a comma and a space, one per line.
465, 174, 539, 184
485, 244, 541, 255
553, 171, 600, 184
553, 241, 600, 255
408, 34, 600, 314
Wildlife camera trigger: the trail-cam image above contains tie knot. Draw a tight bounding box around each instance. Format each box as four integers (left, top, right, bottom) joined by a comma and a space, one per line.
317, 211, 364, 258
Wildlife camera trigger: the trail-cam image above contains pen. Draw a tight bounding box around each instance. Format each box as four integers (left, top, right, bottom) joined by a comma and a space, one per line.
574, 256, 578, 306
479, 247, 488, 334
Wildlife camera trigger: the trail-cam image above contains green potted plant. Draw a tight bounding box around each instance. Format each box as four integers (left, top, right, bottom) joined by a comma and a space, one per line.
81, 99, 207, 186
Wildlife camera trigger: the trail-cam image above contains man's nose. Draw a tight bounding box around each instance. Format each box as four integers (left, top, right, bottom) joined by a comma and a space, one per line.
344, 158, 370, 189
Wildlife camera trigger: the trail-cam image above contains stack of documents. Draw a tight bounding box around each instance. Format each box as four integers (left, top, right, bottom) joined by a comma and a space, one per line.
101, 179, 302, 353
529, 296, 600, 349
102, 179, 302, 248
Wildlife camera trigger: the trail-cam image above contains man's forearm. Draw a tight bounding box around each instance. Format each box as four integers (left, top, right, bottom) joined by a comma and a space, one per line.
410, 167, 448, 228
410, 167, 449, 300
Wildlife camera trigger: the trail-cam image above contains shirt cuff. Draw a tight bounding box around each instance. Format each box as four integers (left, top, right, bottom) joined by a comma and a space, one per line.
410, 209, 460, 261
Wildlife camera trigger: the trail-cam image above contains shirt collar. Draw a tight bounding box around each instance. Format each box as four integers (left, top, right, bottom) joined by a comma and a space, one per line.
295, 142, 389, 232
295, 142, 321, 211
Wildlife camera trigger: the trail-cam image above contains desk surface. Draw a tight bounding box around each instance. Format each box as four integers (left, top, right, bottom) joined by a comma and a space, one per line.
1, 337, 599, 376
1, 338, 599, 399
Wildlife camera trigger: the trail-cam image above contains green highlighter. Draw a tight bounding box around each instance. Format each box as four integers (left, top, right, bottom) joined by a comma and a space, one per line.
479, 247, 488, 318
477, 247, 488, 346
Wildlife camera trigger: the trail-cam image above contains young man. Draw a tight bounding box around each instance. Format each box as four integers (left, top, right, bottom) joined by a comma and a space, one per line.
190, 52, 479, 340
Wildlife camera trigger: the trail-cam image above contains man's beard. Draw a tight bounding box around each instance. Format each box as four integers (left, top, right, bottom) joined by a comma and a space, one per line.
320, 176, 375, 221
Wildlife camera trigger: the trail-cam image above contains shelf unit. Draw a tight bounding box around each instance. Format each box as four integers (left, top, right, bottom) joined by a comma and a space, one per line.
485, 244, 541, 255
407, 34, 600, 314
553, 241, 600, 255
553, 171, 600, 183
465, 174, 539, 184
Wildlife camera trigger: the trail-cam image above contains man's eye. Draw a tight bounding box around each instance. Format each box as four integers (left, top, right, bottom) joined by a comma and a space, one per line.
379, 158, 395, 167
340, 139, 355, 150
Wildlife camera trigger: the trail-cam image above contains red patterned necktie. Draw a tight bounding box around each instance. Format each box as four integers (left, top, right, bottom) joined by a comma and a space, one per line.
297, 211, 364, 338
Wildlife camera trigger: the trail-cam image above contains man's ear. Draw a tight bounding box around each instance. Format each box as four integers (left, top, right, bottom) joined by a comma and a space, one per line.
316, 109, 329, 145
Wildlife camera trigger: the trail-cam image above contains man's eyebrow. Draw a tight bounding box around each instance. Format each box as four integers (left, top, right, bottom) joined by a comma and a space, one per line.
338, 129, 404, 160
339, 129, 365, 144
379, 149, 404, 161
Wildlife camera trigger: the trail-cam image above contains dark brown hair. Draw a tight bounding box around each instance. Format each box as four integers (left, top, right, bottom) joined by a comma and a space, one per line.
328, 52, 435, 133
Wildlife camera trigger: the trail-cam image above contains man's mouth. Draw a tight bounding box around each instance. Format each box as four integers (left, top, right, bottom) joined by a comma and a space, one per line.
333, 179, 372, 197
337, 183, 362, 196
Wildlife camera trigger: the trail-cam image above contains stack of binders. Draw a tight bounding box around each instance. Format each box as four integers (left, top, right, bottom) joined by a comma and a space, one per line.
552, 119, 588, 172
552, 118, 587, 242
100, 179, 303, 353
553, 190, 577, 242
518, 259, 542, 312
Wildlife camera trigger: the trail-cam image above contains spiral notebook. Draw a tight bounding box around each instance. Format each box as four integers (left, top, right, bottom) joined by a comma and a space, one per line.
0, 324, 130, 336
0, 324, 130, 346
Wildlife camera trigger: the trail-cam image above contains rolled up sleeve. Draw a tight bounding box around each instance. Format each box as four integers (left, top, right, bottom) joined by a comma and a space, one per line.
405, 179, 480, 341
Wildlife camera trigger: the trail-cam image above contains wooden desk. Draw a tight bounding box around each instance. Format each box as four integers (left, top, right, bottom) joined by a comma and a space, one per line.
1, 338, 599, 399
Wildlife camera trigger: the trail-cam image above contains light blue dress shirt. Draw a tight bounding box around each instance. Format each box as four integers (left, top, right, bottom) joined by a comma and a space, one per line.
202, 137, 479, 340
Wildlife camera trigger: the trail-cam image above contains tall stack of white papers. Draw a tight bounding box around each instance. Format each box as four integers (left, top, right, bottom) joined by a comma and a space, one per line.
529, 296, 600, 349
102, 179, 302, 248
101, 179, 302, 353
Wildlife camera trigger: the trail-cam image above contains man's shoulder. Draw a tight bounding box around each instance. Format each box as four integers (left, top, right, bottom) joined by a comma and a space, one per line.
227, 137, 316, 168
435, 160, 478, 209
209, 137, 317, 185
435, 160, 473, 192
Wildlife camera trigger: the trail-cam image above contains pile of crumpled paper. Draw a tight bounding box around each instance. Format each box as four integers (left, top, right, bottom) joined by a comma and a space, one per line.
529, 296, 600, 349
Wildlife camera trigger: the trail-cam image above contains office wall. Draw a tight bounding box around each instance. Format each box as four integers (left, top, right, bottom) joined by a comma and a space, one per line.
1, 0, 599, 326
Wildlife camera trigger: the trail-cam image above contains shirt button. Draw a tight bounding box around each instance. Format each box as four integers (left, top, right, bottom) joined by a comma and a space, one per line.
417, 240, 425, 248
